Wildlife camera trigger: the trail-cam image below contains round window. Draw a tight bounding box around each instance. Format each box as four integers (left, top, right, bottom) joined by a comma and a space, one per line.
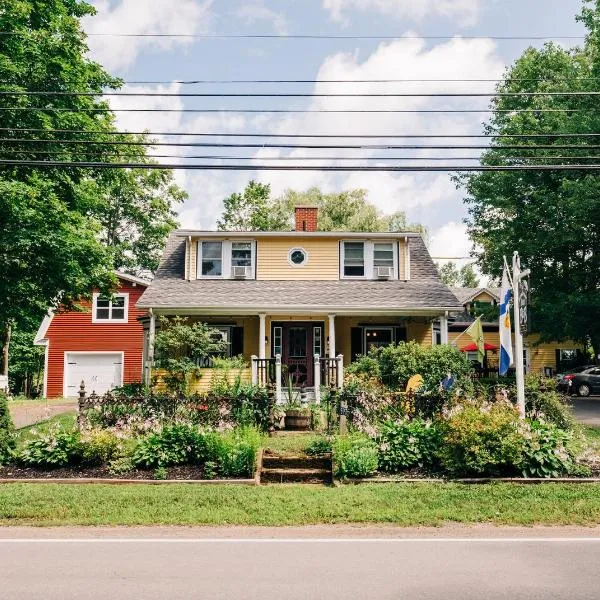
289, 248, 308, 266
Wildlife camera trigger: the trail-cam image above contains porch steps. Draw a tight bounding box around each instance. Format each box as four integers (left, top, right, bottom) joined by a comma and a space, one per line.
260, 452, 332, 484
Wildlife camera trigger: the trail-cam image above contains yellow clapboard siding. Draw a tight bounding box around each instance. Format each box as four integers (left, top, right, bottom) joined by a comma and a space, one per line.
189, 240, 197, 281
256, 237, 340, 280
525, 335, 581, 374
154, 368, 252, 394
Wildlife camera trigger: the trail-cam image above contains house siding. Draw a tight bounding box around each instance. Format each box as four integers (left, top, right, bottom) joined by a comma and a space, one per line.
256, 238, 340, 280
44, 280, 147, 397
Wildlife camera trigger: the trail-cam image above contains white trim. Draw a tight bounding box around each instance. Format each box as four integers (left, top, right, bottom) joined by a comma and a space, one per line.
92, 293, 129, 324
178, 230, 422, 239
231, 240, 256, 279
145, 306, 462, 316
287, 247, 309, 267
363, 326, 395, 351
63, 351, 124, 398
340, 240, 366, 279
197, 239, 256, 279
34, 311, 54, 345
42, 340, 49, 398
404, 239, 411, 281
340, 240, 398, 280
458, 287, 501, 305
115, 271, 150, 287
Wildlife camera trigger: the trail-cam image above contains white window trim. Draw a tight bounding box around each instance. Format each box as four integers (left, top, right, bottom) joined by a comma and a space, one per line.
92, 293, 129, 324
432, 320, 442, 346
288, 247, 309, 267
340, 240, 398, 280
197, 240, 256, 279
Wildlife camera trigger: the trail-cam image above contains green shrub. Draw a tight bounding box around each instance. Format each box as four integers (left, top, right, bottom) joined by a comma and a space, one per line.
213, 427, 262, 478
333, 433, 378, 478
437, 402, 524, 476
305, 437, 332, 456
525, 375, 577, 431
520, 420, 575, 478
345, 355, 381, 380
132, 424, 206, 469
18, 429, 83, 469
0, 392, 15, 464
377, 419, 442, 472
372, 342, 473, 392
80, 430, 122, 466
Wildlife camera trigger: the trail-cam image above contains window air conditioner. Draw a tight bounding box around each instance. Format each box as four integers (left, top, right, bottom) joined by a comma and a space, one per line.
232, 265, 252, 279
376, 266, 393, 279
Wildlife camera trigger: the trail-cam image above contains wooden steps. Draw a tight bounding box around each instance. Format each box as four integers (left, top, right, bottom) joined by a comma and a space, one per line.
260, 452, 332, 484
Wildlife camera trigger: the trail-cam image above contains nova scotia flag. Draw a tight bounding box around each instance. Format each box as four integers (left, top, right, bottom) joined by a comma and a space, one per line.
499, 266, 513, 376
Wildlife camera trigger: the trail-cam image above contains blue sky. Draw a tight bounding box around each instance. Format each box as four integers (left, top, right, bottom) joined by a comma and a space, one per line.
84, 0, 586, 262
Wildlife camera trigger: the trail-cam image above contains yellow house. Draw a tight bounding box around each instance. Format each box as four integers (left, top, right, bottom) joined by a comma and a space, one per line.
138, 207, 462, 397
449, 287, 584, 376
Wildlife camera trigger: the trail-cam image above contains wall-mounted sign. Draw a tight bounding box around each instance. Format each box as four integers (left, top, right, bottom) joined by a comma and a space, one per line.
519, 278, 529, 334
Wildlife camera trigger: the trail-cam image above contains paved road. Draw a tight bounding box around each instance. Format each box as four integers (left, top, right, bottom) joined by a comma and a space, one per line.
2, 527, 600, 599
9, 400, 77, 429
571, 397, 600, 426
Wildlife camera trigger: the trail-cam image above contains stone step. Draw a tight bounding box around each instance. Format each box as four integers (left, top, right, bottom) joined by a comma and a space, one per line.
262, 455, 331, 470
260, 468, 332, 484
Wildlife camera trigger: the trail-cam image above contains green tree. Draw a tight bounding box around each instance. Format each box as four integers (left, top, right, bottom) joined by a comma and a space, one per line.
438, 262, 460, 286
218, 183, 425, 234
457, 1, 600, 357
154, 317, 227, 394
459, 264, 480, 288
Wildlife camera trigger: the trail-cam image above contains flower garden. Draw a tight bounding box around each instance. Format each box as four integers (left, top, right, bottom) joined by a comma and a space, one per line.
0, 340, 597, 482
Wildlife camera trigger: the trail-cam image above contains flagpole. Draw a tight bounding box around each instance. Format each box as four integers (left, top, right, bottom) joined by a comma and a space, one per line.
512, 252, 529, 417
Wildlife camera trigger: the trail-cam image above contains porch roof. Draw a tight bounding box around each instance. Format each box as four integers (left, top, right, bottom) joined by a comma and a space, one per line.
138, 232, 462, 314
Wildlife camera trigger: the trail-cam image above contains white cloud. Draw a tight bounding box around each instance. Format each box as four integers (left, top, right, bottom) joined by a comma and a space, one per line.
84, 0, 212, 72
323, 0, 482, 26
235, 1, 288, 35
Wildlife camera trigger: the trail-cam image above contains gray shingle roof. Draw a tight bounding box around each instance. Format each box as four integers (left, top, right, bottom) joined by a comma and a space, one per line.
138, 232, 462, 312
450, 286, 500, 305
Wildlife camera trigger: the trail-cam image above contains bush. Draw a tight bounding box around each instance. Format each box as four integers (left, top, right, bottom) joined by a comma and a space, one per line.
0, 392, 15, 464
132, 424, 206, 469
305, 437, 332, 456
525, 376, 577, 431
377, 419, 441, 472
212, 427, 262, 478
520, 420, 575, 478
437, 402, 524, 476
80, 430, 122, 466
333, 433, 378, 478
18, 429, 83, 469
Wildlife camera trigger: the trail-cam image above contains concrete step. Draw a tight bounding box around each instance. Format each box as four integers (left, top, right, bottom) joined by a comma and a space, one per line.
260, 468, 332, 484
262, 455, 331, 470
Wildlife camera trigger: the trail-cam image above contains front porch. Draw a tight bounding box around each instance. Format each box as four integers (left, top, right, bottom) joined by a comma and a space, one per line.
144, 311, 450, 398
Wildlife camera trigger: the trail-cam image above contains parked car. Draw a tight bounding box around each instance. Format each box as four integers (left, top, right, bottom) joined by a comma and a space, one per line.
558, 367, 600, 397
556, 365, 595, 382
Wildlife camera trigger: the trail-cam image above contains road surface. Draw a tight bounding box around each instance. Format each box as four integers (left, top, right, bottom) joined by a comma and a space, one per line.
572, 397, 600, 426
1, 526, 599, 599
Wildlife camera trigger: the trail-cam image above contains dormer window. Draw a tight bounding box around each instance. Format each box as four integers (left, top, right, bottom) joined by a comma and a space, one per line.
201, 241, 223, 276
92, 293, 128, 323
343, 242, 365, 277
374, 243, 394, 269
232, 242, 252, 269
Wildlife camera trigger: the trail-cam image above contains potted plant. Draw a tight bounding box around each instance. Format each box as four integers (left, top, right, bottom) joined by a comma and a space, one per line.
284, 403, 311, 430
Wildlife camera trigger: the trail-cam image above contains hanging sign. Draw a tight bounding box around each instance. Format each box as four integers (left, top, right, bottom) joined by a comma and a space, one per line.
519, 278, 529, 334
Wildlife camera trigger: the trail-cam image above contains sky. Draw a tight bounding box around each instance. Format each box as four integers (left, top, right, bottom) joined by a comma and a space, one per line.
82, 0, 586, 267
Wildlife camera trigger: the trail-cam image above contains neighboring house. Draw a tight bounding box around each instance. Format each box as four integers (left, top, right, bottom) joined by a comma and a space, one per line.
448, 286, 584, 375
137, 206, 462, 399
34, 272, 149, 398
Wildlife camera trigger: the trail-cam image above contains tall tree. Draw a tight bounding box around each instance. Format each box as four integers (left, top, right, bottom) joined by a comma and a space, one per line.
218, 183, 426, 234
457, 0, 600, 357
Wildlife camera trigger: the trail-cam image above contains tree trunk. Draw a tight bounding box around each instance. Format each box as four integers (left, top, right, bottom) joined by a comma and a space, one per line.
1, 323, 10, 377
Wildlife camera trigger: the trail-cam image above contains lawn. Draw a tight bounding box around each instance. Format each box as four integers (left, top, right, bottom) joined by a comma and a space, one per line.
1, 482, 600, 527
14, 412, 77, 447
264, 433, 326, 455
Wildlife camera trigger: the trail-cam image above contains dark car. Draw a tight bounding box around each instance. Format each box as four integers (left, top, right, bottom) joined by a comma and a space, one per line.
558, 367, 600, 397
556, 365, 595, 383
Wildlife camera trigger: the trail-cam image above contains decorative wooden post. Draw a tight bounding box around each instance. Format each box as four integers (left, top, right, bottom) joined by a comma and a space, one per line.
313, 353, 321, 404
77, 380, 86, 430
336, 354, 344, 389
251, 355, 258, 385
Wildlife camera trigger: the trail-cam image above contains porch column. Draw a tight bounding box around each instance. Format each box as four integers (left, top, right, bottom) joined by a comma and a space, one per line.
146, 310, 156, 386
328, 314, 336, 358
440, 314, 449, 345
258, 313, 266, 359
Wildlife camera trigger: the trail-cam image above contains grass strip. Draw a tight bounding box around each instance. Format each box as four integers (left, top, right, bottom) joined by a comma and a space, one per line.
1, 482, 600, 527
14, 412, 77, 447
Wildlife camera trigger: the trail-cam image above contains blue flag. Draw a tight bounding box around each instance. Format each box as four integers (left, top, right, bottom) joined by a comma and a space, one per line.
499, 266, 513, 376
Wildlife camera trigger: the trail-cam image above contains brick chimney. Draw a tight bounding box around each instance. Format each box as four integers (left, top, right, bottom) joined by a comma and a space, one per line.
294, 206, 318, 232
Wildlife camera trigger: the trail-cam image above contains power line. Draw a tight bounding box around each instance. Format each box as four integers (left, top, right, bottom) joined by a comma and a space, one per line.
2, 160, 600, 172
4, 127, 600, 139
0, 32, 587, 40
4, 91, 600, 97
3, 108, 599, 114
3, 138, 600, 150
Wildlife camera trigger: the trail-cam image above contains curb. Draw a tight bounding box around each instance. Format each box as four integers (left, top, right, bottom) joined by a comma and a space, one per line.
0, 478, 258, 486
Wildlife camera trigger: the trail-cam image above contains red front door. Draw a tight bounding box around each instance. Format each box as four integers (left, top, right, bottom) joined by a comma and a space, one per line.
272, 322, 323, 387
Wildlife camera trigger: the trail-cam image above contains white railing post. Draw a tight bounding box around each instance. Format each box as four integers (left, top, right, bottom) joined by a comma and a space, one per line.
251, 355, 258, 385
314, 353, 321, 404
440, 314, 449, 345
336, 354, 344, 389
275, 354, 282, 405
258, 313, 266, 360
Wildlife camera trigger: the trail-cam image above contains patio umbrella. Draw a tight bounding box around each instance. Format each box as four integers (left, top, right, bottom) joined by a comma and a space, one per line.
460, 342, 499, 352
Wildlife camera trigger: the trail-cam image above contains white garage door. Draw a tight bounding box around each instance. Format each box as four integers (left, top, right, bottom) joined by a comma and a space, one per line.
65, 353, 123, 397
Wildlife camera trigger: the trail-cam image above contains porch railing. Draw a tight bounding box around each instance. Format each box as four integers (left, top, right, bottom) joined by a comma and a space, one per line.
251, 353, 344, 405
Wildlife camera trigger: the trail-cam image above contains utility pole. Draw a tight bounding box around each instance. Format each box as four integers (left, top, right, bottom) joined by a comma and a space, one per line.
512, 252, 530, 416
